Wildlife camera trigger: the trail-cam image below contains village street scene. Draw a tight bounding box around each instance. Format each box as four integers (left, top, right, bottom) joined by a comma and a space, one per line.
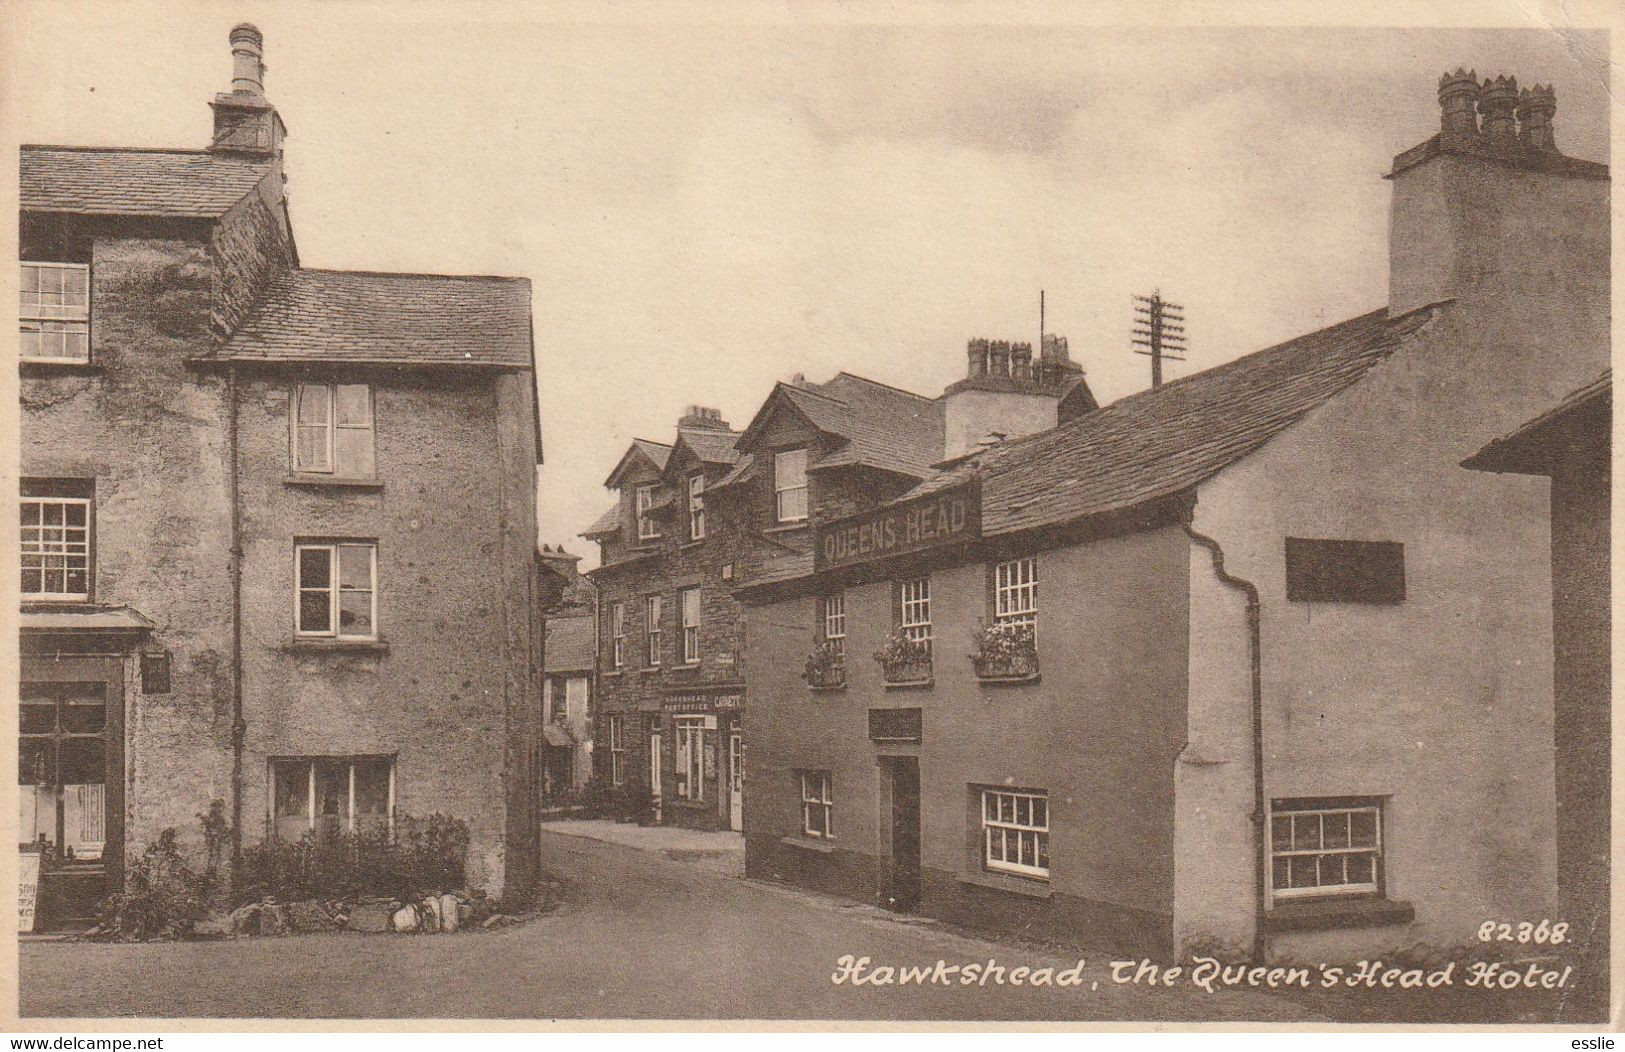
11, 9, 1612, 1029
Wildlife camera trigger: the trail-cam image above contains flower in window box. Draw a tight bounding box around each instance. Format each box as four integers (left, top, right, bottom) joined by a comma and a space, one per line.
802, 640, 846, 689
874, 630, 932, 684
970, 619, 1038, 679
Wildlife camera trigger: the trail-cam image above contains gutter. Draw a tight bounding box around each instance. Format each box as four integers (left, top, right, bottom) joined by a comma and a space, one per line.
1183, 523, 1267, 965
227, 364, 247, 881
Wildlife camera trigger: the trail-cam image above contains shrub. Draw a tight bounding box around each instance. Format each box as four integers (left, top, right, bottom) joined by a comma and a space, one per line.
99, 829, 209, 939
235, 812, 470, 905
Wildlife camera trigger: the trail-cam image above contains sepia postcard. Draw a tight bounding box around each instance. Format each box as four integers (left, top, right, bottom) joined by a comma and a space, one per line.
0, 0, 1617, 1035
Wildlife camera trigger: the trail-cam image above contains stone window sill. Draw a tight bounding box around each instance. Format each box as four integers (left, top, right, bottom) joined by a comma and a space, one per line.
781, 835, 837, 854
975, 672, 1042, 687
1263, 896, 1416, 933
678, 540, 705, 551
958, 869, 1053, 899
602, 669, 624, 678
762, 522, 809, 535
806, 681, 847, 693
21, 361, 102, 377
883, 677, 934, 691
282, 637, 390, 655
283, 474, 384, 491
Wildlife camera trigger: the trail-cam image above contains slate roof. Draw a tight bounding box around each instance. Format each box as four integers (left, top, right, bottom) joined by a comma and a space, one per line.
545, 615, 596, 673
21, 146, 273, 218
740, 373, 945, 479
711, 453, 757, 491
673, 427, 743, 466
581, 504, 623, 538
1463, 370, 1611, 475
901, 304, 1442, 537
213, 268, 533, 367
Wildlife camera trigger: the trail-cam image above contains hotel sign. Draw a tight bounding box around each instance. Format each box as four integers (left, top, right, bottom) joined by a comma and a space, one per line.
815, 479, 981, 572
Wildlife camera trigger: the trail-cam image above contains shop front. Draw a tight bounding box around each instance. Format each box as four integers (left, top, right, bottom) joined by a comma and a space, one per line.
658, 685, 744, 832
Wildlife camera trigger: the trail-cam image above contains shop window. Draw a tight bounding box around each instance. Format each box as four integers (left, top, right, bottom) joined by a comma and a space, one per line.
1285, 538, 1406, 604
19, 683, 107, 860
295, 541, 378, 639
800, 770, 833, 839
271, 757, 392, 840
774, 448, 808, 523
607, 715, 626, 786
20, 261, 90, 363
1269, 797, 1384, 901
681, 587, 701, 664
292, 383, 375, 477
674, 715, 711, 801
20, 482, 92, 601
979, 786, 1049, 880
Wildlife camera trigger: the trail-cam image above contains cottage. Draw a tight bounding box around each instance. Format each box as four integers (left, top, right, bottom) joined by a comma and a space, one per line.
18, 26, 544, 927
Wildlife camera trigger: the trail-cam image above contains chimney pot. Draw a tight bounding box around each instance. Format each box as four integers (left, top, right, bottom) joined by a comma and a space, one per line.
988, 340, 1011, 379
229, 23, 266, 96
966, 338, 990, 378
1478, 74, 1519, 144
1516, 84, 1558, 151
1437, 68, 1481, 143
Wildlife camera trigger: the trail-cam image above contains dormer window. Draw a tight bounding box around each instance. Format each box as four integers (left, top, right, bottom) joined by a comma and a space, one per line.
774, 448, 809, 523
688, 474, 706, 541
20, 262, 90, 363
636, 484, 661, 540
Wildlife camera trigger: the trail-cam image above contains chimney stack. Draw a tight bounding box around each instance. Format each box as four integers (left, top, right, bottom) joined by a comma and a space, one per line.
210, 25, 285, 157
1477, 74, 1519, 144
1437, 68, 1480, 144
230, 23, 266, 95
1517, 84, 1558, 151
1010, 341, 1033, 381
678, 405, 730, 430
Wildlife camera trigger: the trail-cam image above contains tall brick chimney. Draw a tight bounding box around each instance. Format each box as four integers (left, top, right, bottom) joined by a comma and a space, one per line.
209, 24, 286, 158
1387, 69, 1607, 318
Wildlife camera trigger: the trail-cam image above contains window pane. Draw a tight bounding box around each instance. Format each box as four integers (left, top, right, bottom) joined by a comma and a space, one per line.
1323, 811, 1350, 849
1271, 815, 1292, 851
61, 698, 105, 734
298, 547, 332, 589
299, 590, 332, 633
334, 428, 375, 478
1292, 815, 1320, 851
1347, 853, 1375, 885
59, 735, 103, 786
296, 385, 331, 425
1350, 810, 1377, 847
354, 761, 391, 836
339, 591, 374, 636
1289, 855, 1318, 888
333, 385, 372, 427
338, 545, 374, 590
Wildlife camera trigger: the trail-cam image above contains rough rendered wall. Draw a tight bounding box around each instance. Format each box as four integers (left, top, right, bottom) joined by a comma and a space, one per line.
941, 389, 1059, 459
210, 171, 293, 335
233, 369, 525, 896
20, 232, 235, 861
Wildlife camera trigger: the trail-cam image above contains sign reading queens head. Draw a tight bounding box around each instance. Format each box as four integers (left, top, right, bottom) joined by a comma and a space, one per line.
815, 479, 982, 572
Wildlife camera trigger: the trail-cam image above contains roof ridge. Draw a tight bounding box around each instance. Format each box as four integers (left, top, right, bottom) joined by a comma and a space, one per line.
781, 382, 849, 407
293, 267, 530, 284
829, 371, 934, 401
22, 144, 233, 157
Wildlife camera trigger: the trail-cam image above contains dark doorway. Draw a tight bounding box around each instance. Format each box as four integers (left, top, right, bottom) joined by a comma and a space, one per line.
881, 756, 920, 912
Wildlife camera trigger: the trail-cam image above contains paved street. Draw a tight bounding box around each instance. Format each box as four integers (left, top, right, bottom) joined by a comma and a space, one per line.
22, 824, 1324, 1021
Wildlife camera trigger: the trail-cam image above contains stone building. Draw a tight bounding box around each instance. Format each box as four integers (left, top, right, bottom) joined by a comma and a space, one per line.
18, 25, 543, 927
736, 70, 1607, 978
540, 546, 596, 797
582, 348, 1093, 830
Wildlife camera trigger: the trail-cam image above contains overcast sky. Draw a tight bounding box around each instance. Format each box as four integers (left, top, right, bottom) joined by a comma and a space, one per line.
6, 5, 1609, 566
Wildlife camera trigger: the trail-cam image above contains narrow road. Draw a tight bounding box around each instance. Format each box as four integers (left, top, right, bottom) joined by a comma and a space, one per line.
21, 828, 1319, 1020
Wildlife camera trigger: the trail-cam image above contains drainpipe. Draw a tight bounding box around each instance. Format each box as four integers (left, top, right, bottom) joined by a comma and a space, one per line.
1183, 523, 1267, 964
227, 365, 246, 881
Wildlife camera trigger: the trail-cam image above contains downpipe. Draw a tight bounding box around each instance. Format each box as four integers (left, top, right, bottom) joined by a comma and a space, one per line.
1183, 523, 1267, 965
228, 365, 246, 880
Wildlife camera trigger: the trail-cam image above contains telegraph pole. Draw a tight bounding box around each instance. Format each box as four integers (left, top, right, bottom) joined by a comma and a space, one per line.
1132, 291, 1187, 388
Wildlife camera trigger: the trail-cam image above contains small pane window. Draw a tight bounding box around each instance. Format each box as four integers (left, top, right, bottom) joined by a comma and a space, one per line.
980, 787, 1049, 879
800, 770, 833, 838
608, 715, 626, 786
20, 262, 90, 363
1269, 798, 1384, 901
688, 475, 706, 541
610, 602, 626, 668
994, 557, 1038, 635
681, 587, 701, 664
636, 485, 660, 540
295, 542, 378, 640
820, 592, 846, 657
900, 578, 932, 650
20, 496, 91, 600
645, 594, 663, 666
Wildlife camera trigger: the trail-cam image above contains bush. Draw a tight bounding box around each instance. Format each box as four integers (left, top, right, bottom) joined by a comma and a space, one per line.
99, 828, 209, 939
235, 812, 470, 905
